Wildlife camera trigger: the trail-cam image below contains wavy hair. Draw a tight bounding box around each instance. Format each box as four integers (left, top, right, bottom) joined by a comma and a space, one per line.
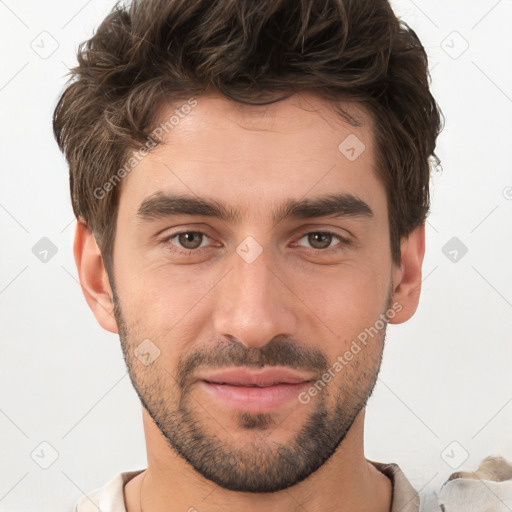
53, 0, 443, 271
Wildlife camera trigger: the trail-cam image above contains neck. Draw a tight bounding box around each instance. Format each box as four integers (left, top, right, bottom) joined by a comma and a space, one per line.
124, 408, 392, 512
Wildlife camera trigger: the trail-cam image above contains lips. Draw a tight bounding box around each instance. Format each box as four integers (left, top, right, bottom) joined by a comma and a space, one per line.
198, 366, 315, 387
197, 367, 315, 413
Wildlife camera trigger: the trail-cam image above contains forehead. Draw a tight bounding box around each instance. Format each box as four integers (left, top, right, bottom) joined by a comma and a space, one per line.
117, 92, 383, 220
151, 92, 372, 156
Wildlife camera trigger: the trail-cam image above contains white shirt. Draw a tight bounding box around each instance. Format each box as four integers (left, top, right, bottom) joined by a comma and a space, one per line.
74, 460, 512, 512
435, 476, 512, 511
74, 459, 421, 512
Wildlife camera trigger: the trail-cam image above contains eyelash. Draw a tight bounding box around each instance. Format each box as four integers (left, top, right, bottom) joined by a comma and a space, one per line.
160, 229, 350, 256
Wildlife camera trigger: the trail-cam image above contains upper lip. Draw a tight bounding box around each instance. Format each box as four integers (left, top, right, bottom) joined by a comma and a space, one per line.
198, 367, 315, 387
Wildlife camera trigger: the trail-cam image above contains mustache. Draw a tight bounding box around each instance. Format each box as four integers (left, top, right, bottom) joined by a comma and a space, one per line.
176, 335, 329, 390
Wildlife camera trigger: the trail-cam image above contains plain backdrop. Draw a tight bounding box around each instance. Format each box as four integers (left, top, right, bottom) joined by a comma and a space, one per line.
1, 0, 511, 510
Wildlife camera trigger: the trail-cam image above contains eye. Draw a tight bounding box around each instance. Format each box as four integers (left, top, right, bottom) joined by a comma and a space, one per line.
164, 231, 212, 252
159, 229, 351, 256
295, 231, 349, 251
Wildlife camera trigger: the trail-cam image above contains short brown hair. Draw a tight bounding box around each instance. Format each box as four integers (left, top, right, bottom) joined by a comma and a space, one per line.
53, 0, 443, 273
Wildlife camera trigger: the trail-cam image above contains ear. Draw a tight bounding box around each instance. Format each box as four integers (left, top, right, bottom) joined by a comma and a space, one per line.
73, 220, 118, 334
389, 223, 425, 324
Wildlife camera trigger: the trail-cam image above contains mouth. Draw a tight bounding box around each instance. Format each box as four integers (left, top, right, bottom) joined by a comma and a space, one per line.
202, 381, 294, 387
197, 367, 315, 413
197, 366, 315, 387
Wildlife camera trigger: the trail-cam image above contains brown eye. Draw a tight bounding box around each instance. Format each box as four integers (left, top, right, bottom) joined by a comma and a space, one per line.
307, 232, 334, 249
296, 231, 345, 251
176, 232, 204, 250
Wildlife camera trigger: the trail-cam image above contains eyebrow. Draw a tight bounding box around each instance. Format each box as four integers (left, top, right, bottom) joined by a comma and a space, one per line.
135, 192, 374, 225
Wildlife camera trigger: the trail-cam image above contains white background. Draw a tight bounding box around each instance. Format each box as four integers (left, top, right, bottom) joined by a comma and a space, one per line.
0, 0, 511, 510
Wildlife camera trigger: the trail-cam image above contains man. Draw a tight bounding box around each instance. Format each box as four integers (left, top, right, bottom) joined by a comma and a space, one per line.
53, 0, 442, 510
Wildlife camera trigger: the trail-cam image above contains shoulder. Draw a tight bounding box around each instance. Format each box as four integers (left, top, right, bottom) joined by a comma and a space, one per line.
74, 470, 144, 512
368, 459, 420, 512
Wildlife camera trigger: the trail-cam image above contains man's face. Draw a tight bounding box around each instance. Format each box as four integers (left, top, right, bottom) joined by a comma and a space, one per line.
108, 93, 398, 492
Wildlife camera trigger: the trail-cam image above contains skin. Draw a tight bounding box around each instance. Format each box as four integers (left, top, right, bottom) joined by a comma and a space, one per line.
74, 92, 425, 512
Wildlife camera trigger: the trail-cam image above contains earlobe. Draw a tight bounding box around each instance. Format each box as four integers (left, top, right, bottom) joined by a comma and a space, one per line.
73, 220, 118, 334
389, 223, 426, 324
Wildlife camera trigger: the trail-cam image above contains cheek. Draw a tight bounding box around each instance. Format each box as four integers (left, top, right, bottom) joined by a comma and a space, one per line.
291, 259, 391, 338
115, 262, 217, 352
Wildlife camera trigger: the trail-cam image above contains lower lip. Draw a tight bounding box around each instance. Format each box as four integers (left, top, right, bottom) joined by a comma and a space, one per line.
199, 380, 310, 413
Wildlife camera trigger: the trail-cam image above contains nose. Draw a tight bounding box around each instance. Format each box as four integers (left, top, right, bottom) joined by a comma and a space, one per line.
213, 242, 298, 349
